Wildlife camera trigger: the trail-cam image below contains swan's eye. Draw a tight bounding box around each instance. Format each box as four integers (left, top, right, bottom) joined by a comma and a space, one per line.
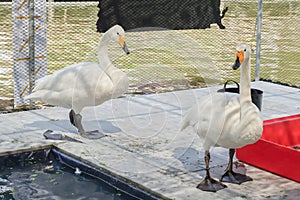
117, 32, 119, 35
244, 49, 246, 52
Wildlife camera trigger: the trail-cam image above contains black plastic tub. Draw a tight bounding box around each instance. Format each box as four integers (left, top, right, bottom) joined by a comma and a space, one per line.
0, 148, 163, 200
217, 80, 263, 111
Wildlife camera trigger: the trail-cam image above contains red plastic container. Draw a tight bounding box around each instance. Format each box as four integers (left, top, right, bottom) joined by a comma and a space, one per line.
236, 114, 300, 182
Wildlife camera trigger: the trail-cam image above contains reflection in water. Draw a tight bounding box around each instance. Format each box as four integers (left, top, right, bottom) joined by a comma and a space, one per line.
0, 151, 124, 200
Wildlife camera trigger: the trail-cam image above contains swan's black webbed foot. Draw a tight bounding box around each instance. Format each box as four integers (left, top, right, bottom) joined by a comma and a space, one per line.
221, 170, 253, 184
43, 130, 63, 140
197, 150, 227, 192
43, 130, 83, 143
69, 109, 106, 139
197, 176, 227, 192
81, 130, 106, 140
221, 149, 253, 184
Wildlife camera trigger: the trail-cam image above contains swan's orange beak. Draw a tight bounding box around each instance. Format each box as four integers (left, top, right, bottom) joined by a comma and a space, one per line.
236, 51, 244, 63
232, 50, 244, 70
119, 35, 130, 54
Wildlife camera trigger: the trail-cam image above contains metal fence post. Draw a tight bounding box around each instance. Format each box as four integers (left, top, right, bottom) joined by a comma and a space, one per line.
28, 0, 35, 108
255, 0, 263, 81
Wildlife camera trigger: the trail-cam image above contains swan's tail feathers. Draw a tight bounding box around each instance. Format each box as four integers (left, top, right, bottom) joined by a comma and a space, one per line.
24, 91, 45, 101
180, 108, 197, 132
180, 119, 189, 132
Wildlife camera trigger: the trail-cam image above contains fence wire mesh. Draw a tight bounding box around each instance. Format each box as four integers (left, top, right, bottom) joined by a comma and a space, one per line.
0, 0, 299, 111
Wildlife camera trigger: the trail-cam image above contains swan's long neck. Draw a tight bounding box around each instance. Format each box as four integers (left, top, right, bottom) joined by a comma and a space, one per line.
240, 56, 252, 117
98, 32, 122, 85
98, 33, 112, 70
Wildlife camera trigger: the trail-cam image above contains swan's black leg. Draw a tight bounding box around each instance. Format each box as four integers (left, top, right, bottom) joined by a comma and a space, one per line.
220, 149, 253, 184
69, 109, 106, 139
69, 109, 76, 126
197, 150, 227, 192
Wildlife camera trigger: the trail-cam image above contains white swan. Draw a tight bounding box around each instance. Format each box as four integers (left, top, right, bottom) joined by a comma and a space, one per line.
181, 43, 263, 192
26, 25, 130, 139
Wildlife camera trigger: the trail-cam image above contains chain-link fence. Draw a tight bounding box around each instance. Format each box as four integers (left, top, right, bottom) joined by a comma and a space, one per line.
0, 0, 299, 111
260, 0, 300, 87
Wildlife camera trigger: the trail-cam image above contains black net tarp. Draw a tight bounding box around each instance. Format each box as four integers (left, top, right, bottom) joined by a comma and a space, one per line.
96, 0, 228, 32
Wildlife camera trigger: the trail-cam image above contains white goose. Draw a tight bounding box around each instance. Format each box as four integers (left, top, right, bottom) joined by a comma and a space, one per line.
181, 43, 263, 192
26, 25, 130, 139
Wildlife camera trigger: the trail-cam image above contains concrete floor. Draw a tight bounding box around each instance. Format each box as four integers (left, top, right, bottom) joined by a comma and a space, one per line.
0, 81, 299, 199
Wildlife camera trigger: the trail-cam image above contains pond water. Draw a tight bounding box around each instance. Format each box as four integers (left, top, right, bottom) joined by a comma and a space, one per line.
0, 1, 299, 101
0, 150, 138, 200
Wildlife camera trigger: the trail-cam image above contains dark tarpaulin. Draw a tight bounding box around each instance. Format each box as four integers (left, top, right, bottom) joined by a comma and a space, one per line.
96, 0, 228, 32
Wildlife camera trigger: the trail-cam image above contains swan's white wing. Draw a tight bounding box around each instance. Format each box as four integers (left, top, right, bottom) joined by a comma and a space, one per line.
181, 92, 238, 130
182, 91, 262, 149
32, 62, 96, 92
181, 92, 241, 149
25, 62, 115, 112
